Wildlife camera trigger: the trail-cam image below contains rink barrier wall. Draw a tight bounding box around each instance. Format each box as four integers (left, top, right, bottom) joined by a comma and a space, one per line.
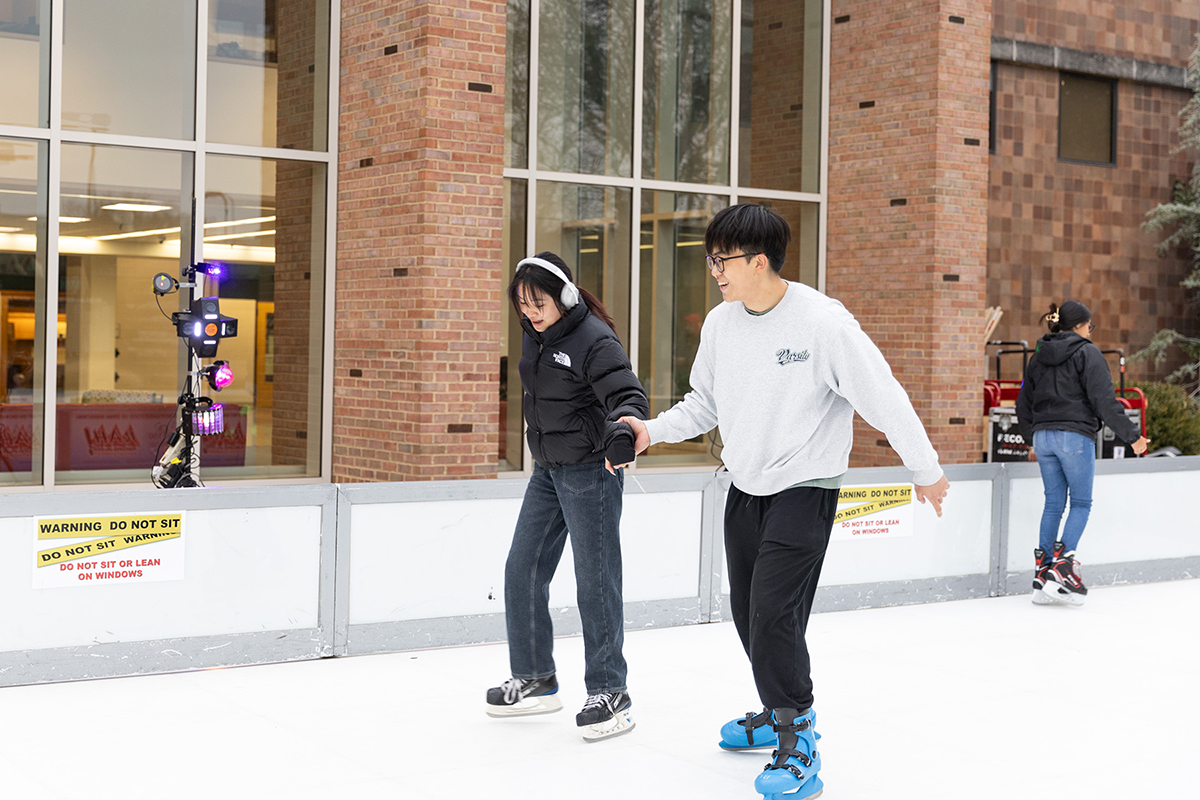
2, 457, 1197, 686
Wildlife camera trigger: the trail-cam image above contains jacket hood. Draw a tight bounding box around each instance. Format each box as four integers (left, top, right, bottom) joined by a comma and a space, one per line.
1035, 331, 1090, 366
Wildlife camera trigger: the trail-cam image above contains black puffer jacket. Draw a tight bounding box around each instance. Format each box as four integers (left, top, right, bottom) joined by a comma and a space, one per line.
1016, 332, 1140, 444
519, 302, 649, 469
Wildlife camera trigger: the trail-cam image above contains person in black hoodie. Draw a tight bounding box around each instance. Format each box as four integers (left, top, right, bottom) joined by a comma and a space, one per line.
485, 252, 649, 742
1016, 300, 1148, 606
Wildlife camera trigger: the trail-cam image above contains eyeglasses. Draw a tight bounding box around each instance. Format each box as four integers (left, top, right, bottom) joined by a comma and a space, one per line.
705, 252, 761, 274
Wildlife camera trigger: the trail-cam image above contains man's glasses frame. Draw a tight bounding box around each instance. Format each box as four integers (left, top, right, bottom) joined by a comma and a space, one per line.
705, 251, 762, 274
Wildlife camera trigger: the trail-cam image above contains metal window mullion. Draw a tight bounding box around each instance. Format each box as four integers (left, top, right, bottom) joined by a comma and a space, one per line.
522, 0, 541, 475
41, 0, 65, 489
627, 0, 645, 379
322, 0, 342, 481
727, 0, 740, 199
817, 0, 830, 292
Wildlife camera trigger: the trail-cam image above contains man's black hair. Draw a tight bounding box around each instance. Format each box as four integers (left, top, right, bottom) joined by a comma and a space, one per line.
704, 203, 791, 274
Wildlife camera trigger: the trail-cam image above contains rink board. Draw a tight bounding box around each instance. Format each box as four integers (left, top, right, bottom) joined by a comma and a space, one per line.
1, 457, 1198, 684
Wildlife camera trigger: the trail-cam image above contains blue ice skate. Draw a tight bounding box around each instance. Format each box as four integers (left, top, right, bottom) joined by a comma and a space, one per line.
718, 708, 778, 750
754, 707, 823, 800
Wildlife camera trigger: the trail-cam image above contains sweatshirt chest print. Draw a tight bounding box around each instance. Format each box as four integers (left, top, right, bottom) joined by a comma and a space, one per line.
552, 351, 572, 368
776, 348, 810, 366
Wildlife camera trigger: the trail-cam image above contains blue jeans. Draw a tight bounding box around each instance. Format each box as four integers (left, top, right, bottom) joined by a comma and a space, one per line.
1032, 429, 1096, 554
505, 460, 627, 694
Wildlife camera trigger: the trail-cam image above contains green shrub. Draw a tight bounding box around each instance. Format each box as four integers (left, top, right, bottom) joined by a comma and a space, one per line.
1134, 382, 1200, 456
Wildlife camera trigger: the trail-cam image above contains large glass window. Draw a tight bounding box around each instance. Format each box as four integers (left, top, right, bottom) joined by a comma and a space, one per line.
537, 0, 635, 177
0, 137, 47, 485
62, 0, 197, 140
738, 0, 821, 193
642, 0, 732, 184
203, 154, 325, 479
0, 0, 49, 128
505, 0, 531, 169
636, 192, 725, 467
499, 179, 527, 471
1059, 72, 1115, 165
207, 0, 331, 151
55, 144, 191, 483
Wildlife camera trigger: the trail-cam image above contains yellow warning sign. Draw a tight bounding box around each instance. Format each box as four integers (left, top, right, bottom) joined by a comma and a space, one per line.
834, 485, 912, 524
37, 529, 182, 568
38, 513, 183, 540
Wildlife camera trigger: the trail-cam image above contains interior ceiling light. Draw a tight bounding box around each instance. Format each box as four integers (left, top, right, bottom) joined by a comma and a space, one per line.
93, 226, 182, 241
203, 215, 276, 230
101, 203, 171, 212
0, 226, 22, 233
29, 216, 90, 223
203, 229, 275, 243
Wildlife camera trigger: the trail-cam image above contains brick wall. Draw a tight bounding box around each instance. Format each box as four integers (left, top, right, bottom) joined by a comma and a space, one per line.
827, 0, 992, 468
335, 0, 506, 481
987, 64, 1198, 382
993, 0, 1198, 64
273, 1, 320, 468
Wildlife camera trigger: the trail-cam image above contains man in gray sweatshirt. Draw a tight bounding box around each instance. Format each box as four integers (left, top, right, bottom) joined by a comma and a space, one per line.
617, 204, 949, 800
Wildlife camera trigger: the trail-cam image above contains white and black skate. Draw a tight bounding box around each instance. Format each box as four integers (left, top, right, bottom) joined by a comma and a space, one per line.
485, 675, 562, 717
576, 690, 635, 742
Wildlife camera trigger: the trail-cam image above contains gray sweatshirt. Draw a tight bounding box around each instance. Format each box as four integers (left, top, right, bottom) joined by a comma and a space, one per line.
644, 281, 944, 495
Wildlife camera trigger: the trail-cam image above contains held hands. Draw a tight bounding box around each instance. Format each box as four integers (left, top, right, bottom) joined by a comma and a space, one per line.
604, 416, 651, 475
1132, 436, 1149, 456
914, 475, 950, 518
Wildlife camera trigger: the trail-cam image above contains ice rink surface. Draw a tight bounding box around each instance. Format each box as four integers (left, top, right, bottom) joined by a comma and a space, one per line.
2, 579, 1196, 800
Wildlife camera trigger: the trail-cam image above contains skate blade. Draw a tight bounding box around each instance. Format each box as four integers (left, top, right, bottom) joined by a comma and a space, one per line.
581, 712, 635, 742
1041, 583, 1085, 606
1031, 590, 1058, 605
761, 775, 823, 800
485, 695, 563, 717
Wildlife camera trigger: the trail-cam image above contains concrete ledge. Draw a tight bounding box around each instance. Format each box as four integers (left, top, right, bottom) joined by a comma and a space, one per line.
991, 37, 1189, 89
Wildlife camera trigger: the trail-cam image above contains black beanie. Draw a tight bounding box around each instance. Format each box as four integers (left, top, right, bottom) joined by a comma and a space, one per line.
1048, 300, 1091, 333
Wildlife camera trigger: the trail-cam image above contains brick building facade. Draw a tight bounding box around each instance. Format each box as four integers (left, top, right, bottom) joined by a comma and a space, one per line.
329, 0, 1198, 482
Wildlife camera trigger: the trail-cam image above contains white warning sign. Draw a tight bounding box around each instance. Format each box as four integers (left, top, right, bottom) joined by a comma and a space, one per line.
32, 512, 186, 589
830, 483, 914, 541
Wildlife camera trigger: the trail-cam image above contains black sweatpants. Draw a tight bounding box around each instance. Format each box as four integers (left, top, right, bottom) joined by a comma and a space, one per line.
724, 483, 840, 711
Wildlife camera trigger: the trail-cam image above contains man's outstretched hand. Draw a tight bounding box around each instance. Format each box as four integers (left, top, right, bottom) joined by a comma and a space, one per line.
604, 416, 651, 475
914, 475, 950, 518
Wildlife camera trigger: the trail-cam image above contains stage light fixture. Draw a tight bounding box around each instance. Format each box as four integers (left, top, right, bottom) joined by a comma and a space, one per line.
183, 402, 225, 436
152, 272, 177, 295
173, 296, 238, 358
201, 360, 234, 392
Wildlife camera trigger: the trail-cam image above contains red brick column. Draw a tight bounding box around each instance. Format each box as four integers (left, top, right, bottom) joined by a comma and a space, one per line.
335, 0, 506, 481
826, 0, 992, 468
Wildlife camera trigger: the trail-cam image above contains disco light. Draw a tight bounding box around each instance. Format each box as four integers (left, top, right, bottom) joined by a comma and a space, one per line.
201, 360, 234, 392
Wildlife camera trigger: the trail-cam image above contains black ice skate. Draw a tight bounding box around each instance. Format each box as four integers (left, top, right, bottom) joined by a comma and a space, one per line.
1042, 542, 1087, 606
485, 675, 562, 717
575, 690, 635, 742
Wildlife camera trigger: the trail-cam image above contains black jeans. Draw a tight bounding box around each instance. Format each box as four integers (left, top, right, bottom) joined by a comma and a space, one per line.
724, 483, 839, 710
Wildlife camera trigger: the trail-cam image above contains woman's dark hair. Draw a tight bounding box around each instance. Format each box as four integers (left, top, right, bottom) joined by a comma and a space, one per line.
704, 203, 792, 274
1041, 300, 1092, 333
507, 251, 618, 334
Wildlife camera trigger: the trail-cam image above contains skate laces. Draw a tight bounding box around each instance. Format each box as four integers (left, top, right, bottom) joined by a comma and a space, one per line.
500, 678, 524, 704
580, 692, 614, 712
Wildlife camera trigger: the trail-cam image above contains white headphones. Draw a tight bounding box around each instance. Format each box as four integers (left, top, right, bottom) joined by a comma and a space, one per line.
517, 256, 580, 309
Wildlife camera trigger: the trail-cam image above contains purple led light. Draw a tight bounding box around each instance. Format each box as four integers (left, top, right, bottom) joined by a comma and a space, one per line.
212, 362, 234, 390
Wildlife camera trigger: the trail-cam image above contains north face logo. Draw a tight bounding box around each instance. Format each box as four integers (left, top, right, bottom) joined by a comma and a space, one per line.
776, 348, 810, 365
553, 351, 572, 367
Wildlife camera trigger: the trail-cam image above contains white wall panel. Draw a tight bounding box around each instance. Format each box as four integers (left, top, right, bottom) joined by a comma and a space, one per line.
1007, 471, 1200, 571
1, 506, 322, 652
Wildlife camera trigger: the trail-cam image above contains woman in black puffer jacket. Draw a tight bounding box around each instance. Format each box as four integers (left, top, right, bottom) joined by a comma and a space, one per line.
1016, 300, 1148, 607
484, 252, 648, 742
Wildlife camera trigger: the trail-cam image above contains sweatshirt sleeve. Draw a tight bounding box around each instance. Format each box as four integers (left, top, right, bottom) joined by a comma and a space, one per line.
643, 320, 719, 446
1015, 359, 1036, 442
583, 337, 650, 464
821, 319, 944, 486
1080, 346, 1141, 443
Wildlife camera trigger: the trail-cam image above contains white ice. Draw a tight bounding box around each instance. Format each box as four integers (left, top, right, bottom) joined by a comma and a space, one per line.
3, 579, 1196, 800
